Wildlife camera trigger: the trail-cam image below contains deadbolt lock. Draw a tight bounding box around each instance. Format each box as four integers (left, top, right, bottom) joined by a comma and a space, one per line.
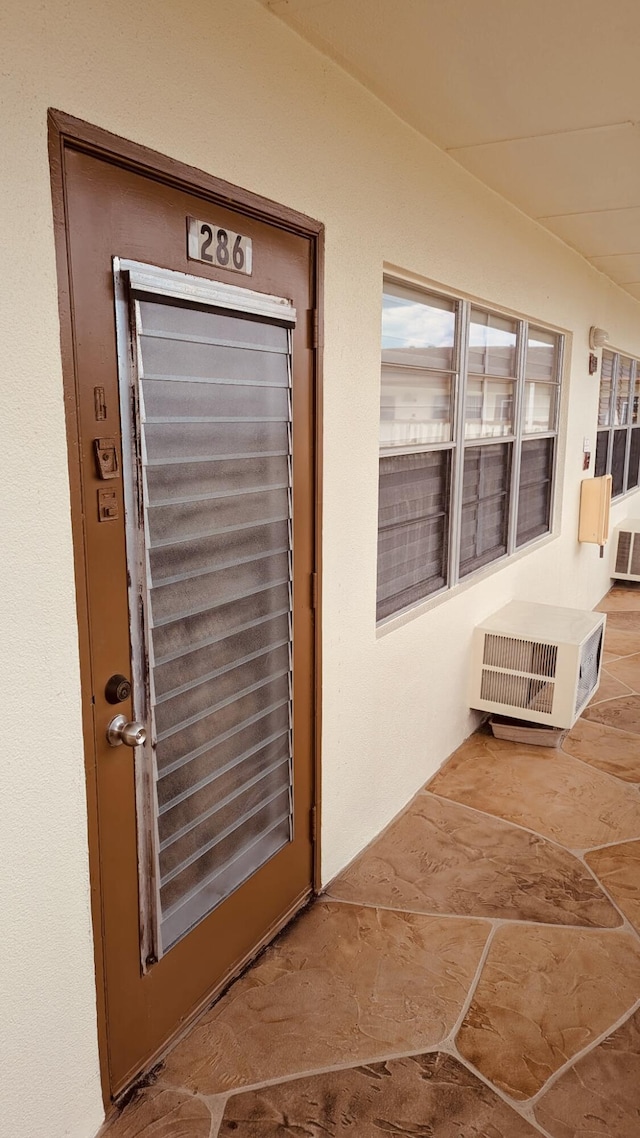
105, 674, 132, 704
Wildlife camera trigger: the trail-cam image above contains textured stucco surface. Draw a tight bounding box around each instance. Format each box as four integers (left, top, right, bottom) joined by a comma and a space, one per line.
2, 2, 640, 1138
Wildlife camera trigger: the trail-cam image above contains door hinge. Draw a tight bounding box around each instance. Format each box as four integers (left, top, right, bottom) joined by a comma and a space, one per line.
307, 308, 319, 349
310, 571, 318, 610
309, 805, 317, 843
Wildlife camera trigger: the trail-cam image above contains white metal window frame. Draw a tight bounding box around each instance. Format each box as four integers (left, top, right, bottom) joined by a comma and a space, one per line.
377, 277, 564, 625
595, 348, 640, 499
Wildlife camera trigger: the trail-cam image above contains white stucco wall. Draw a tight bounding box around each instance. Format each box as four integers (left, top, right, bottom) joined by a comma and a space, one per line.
2, 2, 640, 1137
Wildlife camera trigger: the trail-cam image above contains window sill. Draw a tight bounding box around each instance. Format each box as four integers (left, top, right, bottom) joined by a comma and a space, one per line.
375, 530, 559, 638
611, 485, 640, 505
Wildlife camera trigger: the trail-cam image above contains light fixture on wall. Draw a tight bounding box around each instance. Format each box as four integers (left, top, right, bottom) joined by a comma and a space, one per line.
589, 326, 610, 350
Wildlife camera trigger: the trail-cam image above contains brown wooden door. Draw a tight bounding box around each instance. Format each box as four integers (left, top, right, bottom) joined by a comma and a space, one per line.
59, 144, 316, 1097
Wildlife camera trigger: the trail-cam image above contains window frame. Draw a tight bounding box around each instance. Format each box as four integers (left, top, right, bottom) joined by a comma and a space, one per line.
595, 349, 640, 498
377, 280, 564, 623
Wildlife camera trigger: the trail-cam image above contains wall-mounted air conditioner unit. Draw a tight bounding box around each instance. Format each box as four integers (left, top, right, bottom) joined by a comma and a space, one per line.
470, 601, 606, 729
612, 519, 640, 581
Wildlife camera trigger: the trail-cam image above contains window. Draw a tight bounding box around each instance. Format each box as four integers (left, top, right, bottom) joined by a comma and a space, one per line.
377, 282, 563, 622
595, 349, 640, 497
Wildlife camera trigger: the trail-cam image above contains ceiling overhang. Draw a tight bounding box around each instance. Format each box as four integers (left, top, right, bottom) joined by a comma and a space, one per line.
261, 0, 640, 302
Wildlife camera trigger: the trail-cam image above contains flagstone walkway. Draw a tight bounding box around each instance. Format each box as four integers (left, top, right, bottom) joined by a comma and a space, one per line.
103, 584, 640, 1137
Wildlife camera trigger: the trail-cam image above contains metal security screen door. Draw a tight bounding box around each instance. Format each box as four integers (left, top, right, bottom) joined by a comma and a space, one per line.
115, 262, 296, 958
52, 129, 317, 1099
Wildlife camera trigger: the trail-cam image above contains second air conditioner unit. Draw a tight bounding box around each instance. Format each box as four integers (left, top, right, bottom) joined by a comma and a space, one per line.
470, 601, 606, 729
612, 519, 640, 581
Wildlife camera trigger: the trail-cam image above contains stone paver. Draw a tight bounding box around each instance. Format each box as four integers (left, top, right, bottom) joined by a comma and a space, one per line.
535, 1007, 640, 1138
456, 924, 640, 1099
582, 693, 640, 735
160, 901, 489, 1094
328, 792, 620, 926
586, 840, 640, 933
101, 585, 640, 1137
427, 733, 640, 848
562, 717, 640, 783
220, 1052, 543, 1137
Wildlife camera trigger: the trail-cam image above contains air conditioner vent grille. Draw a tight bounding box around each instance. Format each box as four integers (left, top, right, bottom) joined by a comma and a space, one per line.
480, 669, 555, 714
483, 634, 558, 678
615, 530, 632, 575
473, 602, 606, 729
575, 625, 604, 713
631, 534, 640, 577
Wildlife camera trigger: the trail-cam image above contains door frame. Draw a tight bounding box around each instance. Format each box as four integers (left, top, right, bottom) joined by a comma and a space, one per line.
48, 108, 323, 1108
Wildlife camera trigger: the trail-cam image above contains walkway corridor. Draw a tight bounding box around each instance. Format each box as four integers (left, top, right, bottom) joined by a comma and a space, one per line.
104, 586, 640, 1137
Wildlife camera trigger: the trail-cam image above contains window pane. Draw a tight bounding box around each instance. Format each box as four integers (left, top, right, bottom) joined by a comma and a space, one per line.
628, 428, 640, 490
377, 451, 451, 619
615, 356, 633, 425
526, 327, 560, 381
523, 382, 556, 434
633, 375, 640, 425
598, 351, 614, 427
595, 431, 609, 477
517, 437, 553, 546
380, 366, 452, 448
612, 429, 627, 497
465, 378, 514, 439
382, 285, 456, 371
468, 309, 517, 377
459, 443, 511, 577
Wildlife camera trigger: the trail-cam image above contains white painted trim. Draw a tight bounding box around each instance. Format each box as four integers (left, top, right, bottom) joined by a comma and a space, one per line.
114, 259, 297, 323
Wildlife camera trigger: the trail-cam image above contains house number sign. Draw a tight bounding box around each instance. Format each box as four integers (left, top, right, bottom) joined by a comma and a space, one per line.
187, 216, 253, 275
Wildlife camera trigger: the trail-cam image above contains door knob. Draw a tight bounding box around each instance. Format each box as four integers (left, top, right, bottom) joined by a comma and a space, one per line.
107, 714, 147, 748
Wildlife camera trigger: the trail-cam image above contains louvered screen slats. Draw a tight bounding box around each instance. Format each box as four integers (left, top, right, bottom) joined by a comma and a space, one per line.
594, 431, 609, 477
134, 298, 293, 952
516, 437, 554, 547
628, 430, 640, 490
460, 443, 511, 576
612, 429, 627, 497
376, 450, 450, 620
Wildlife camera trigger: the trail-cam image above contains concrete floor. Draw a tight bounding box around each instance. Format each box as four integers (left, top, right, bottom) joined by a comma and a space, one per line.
103, 585, 640, 1137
